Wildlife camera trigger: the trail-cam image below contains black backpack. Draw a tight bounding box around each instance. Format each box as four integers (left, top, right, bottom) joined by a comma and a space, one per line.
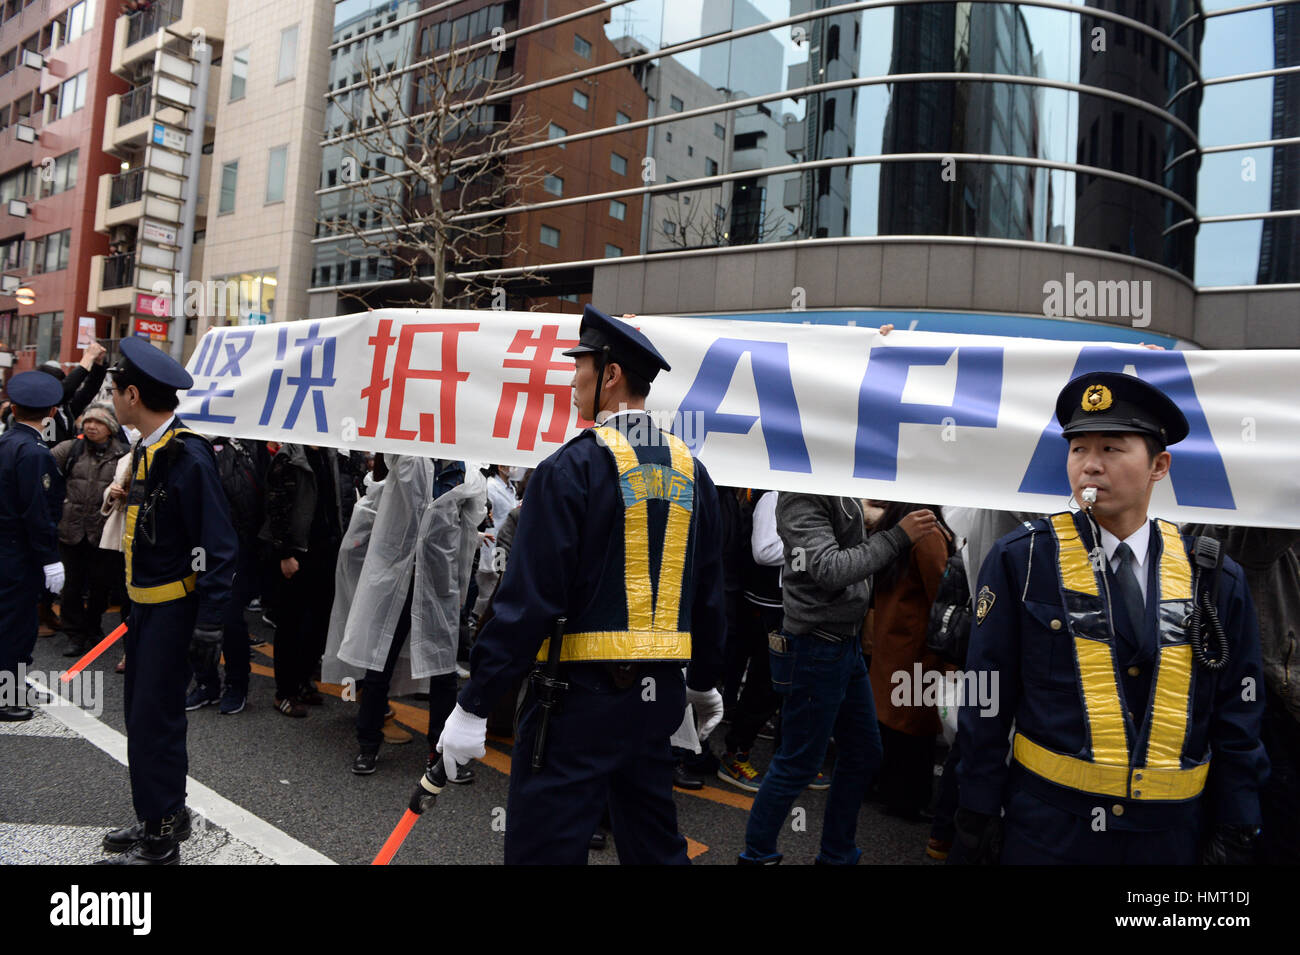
211, 438, 262, 542
925, 551, 972, 666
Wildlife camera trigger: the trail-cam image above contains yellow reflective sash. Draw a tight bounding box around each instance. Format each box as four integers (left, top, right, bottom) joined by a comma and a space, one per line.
123, 427, 203, 605
537, 426, 695, 663
1013, 514, 1205, 801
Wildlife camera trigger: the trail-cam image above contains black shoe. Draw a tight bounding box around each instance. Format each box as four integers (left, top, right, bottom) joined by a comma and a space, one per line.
97, 834, 179, 865
352, 751, 379, 775
673, 764, 705, 790
589, 830, 607, 851
425, 755, 474, 784
62, 639, 92, 658
0, 706, 34, 722
103, 808, 192, 852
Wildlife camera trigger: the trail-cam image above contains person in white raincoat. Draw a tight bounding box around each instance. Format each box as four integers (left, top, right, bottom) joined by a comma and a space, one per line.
335, 455, 486, 775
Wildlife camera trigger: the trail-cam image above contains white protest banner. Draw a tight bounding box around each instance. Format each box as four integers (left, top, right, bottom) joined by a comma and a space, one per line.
178, 309, 1300, 528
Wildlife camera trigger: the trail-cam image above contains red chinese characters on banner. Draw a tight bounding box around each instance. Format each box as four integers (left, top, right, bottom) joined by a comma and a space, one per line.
359, 318, 479, 443
493, 324, 592, 451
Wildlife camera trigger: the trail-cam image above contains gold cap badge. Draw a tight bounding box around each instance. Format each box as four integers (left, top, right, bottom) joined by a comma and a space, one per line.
1082, 383, 1113, 412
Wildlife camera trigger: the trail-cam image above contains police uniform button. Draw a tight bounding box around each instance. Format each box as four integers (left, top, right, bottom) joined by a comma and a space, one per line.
1134, 773, 1143, 781
1133, 790, 1142, 798
1112, 804, 1125, 816
1127, 666, 1140, 677
1050, 619, 1062, 631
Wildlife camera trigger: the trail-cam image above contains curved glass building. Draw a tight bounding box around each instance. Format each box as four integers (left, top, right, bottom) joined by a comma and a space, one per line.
308, 0, 1300, 347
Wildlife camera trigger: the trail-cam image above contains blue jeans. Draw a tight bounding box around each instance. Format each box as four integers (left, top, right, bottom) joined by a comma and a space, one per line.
743, 630, 882, 865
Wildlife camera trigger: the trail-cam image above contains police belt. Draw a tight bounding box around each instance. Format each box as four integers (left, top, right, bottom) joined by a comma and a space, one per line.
128, 573, 198, 604
539, 660, 666, 691
1007, 761, 1203, 832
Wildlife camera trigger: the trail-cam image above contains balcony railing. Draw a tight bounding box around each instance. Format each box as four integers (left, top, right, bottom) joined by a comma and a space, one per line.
103, 253, 136, 291
125, 0, 183, 47
109, 168, 144, 208
119, 84, 152, 126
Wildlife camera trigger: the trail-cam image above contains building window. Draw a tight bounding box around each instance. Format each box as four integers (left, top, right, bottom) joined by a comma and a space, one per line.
572, 88, 588, 110
714, 122, 725, 138
209, 270, 278, 324
616, 110, 630, 125
540, 224, 560, 247
705, 158, 719, 176
670, 95, 683, 112
57, 71, 86, 118
230, 47, 249, 101
63, 0, 90, 43
33, 229, 70, 273
573, 34, 591, 58
37, 149, 78, 198
610, 152, 627, 175
609, 199, 626, 220
604, 244, 622, 257
663, 220, 676, 236
266, 145, 287, 203
0, 164, 31, 201
544, 174, 563, 196
549, 122, 567, 148
687, 145, 694, 157
219, 161, 238, 214
665, 131, 672, 143
277, 25, 299, 83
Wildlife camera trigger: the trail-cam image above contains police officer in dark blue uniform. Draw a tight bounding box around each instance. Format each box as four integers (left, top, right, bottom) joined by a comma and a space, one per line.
432, 306, 728, 864
956, 372, 1268, 864
0, 372, 66, 721
97, 338, 238, 864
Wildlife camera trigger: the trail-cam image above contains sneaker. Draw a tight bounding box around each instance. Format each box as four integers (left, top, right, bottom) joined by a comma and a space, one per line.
274, 696, 307, 718
261, 613, 276, 628
218, 684, 247, 715
455, 664, 470, 679
426, 755, 473, 784
352, 751, 378, 775
185, 683, 221, 711
807, 771, 831, 792
926, 837, 951, 861
245, 597, 262, 613
757, 717, 777, 741
716, 752, 764, 793
297, 683, 324, 706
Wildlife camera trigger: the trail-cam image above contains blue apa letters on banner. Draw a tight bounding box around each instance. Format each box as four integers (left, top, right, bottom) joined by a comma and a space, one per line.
675, 338, 812, 473
1017, 346, 1235, 510
854, 346, 1004, 480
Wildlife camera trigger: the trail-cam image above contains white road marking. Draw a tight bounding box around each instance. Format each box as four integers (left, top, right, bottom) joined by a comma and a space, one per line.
26, 676, 335, 866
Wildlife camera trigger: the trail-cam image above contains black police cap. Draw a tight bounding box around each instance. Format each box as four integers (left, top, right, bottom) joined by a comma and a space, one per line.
113, 336, 193, 391
1055, 371, 1189, 448
6, 369, 63, 408
561, 305, 671, 383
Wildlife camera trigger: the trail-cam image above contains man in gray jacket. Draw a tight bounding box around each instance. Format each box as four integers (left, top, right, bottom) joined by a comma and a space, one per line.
739, 492, 940, 864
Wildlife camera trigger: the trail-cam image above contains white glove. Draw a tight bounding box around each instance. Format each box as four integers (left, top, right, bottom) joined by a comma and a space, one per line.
436, 703, 487, 780
686, 687, 725, 741
43, 562, 65, 595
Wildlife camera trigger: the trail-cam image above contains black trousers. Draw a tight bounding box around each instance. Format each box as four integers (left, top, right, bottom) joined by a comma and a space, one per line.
59, 539, 118, 644
1259, 695, 1300, 864
269, 546, 336, 700
877, 722, 936, 816
725, 601, 784, 755
356, 576, 459, 754
124, 597, 197, 821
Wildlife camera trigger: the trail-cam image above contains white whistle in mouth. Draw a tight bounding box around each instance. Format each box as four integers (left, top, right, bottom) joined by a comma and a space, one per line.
1082, 487, 1097, 507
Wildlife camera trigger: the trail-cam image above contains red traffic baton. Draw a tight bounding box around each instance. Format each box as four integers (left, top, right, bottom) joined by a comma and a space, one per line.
371, 759, 449, 865
61, 622, 127, 683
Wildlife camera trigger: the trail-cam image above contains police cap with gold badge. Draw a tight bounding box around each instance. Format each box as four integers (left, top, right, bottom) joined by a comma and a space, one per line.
561, 305, 671, 383
1055, 371, 1189, 448
6, 369, 64, 408
113, 336, 194, 391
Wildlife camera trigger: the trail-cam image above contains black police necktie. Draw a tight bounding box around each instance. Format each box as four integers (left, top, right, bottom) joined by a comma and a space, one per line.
1111, 542, 1146, 647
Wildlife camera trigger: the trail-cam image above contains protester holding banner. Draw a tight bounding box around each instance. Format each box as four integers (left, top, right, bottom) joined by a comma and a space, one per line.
956, 372, 1269, 865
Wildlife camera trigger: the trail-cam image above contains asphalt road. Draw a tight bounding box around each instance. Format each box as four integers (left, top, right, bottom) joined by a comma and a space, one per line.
2, 606, 944, 866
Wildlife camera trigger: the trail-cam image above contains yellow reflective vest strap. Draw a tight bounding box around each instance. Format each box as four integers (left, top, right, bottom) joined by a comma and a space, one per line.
535, 426, 695, 664
123, 427, 203, 605
1012, 513, 1206, 802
